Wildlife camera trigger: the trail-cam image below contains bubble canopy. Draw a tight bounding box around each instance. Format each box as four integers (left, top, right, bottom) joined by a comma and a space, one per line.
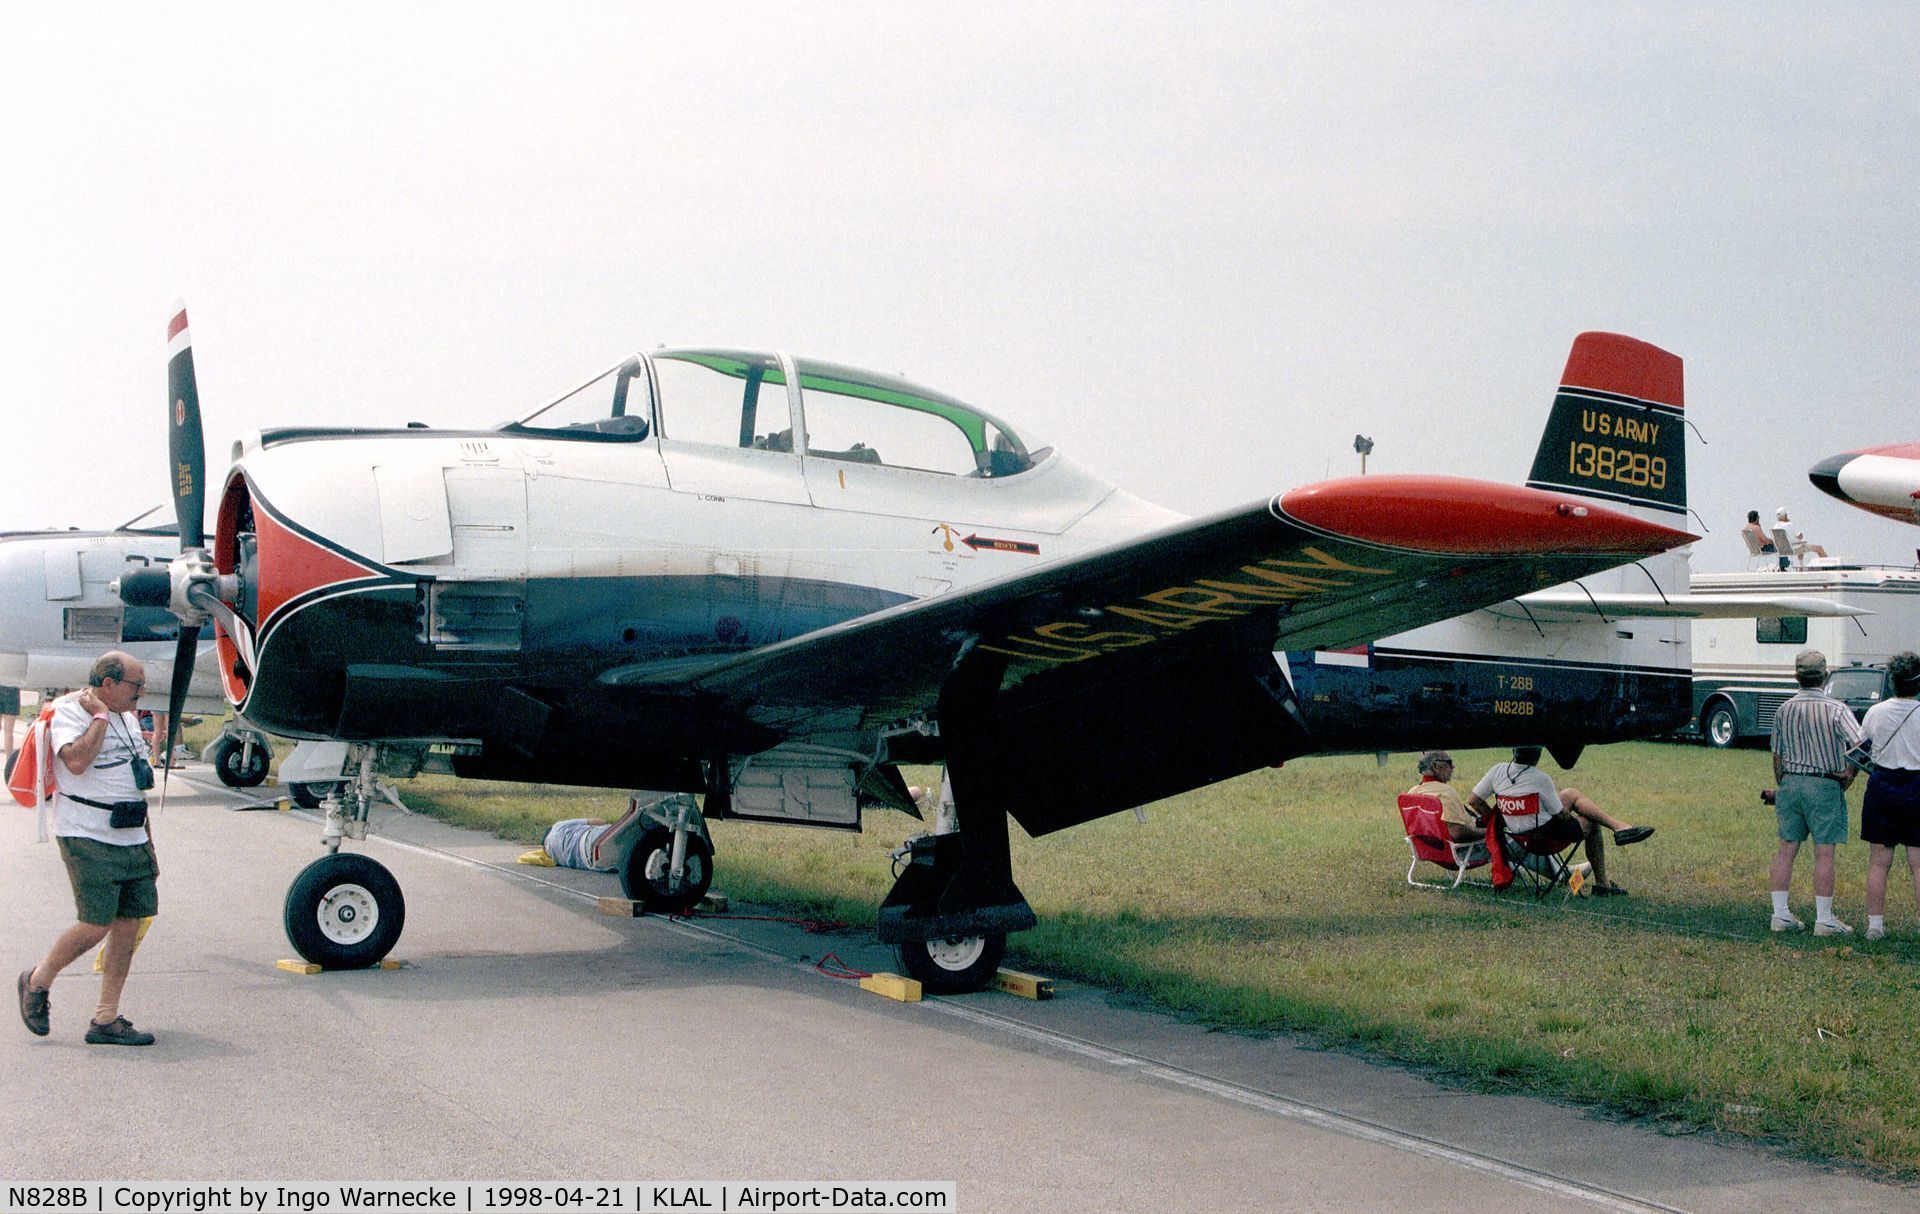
508, 348, 1044, 478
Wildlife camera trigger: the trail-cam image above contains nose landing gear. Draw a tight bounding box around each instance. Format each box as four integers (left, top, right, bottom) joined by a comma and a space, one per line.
283, 743, 407, 969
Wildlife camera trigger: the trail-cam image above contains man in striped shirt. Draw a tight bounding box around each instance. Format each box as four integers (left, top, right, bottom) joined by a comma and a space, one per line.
1769, 649, 1866, 935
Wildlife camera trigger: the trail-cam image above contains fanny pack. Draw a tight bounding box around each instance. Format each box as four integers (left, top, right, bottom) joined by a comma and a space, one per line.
66, 794, 149, 830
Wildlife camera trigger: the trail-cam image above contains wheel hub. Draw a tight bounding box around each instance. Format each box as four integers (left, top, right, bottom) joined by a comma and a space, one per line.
925, 935, 987, 972
317, 883, 378, 945
644, 847, 705, 893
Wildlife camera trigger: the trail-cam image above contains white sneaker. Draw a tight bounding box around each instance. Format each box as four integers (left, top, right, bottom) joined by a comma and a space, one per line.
1771, 912, 1806, 932
1866, 924, 1887, 941
1814, 919, 1853, 937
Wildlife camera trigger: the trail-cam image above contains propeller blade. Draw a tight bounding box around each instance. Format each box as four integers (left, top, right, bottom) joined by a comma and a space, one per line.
159, 623, 200, 809
167, 302, 206, 549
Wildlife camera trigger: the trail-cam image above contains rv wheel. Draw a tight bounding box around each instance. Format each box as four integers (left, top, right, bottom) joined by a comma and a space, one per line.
1703, 703, 1739, 749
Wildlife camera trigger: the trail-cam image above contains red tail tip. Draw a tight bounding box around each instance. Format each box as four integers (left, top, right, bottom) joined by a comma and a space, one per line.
1562, 332, 1682, 410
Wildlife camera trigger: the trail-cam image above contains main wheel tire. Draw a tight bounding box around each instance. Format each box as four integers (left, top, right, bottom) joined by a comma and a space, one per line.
896, 932, 1007, 995
284, 852, 406, 969
1703, 703, 1739, 749
619, 826, 714, 913
289, 782, 336, 810
208, 733, 271, 787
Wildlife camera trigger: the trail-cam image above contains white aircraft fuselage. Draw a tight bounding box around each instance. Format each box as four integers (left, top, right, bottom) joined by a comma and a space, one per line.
0, 516, 221, 709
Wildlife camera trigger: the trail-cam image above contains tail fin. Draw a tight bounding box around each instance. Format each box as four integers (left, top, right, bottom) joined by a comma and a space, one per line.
1526, 332, 1686, 521
1526, 333, 1692, 693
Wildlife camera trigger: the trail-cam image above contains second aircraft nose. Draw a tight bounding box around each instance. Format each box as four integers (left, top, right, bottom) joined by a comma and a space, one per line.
1807, 451, 1855, 504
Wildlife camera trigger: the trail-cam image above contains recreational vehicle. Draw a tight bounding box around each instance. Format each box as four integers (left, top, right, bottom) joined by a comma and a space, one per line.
1690, 565, 1920, 746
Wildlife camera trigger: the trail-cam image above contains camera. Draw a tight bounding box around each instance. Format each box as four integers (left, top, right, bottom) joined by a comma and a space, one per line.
130, 754, 154, 791
1760, 788, 1776, 806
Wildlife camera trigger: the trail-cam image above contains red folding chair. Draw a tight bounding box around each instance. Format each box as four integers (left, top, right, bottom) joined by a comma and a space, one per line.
1495, 792, 1585, 900
1398, 793, 1490, 890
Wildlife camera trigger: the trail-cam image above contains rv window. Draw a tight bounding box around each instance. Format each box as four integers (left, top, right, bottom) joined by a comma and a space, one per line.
1756, 616, 1808, 645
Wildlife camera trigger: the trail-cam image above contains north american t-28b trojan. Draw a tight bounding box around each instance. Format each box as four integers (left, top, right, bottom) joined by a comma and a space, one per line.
128, 308, 1702, 990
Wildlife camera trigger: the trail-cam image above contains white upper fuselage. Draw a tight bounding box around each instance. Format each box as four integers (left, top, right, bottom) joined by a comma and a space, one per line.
233, 431, 1176, 602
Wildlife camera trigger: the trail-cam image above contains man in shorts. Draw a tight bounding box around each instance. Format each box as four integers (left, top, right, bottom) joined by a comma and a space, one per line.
16, 651, 159, 1045
1768, 648, 1865, 936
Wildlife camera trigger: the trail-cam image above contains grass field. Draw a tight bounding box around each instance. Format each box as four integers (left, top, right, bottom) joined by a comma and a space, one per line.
392, 741, 1920, 1178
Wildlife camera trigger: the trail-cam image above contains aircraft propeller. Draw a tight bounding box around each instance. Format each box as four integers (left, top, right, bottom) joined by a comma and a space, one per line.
118, 303, 251, 777
162, 303, 206, 770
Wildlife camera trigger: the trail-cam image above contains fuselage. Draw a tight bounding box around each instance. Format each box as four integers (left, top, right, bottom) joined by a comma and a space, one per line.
0, 520, 221, 707
203, 346, 1691, 786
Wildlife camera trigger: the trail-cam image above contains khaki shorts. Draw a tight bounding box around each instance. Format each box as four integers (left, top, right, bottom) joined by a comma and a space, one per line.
56, 835, 160, 926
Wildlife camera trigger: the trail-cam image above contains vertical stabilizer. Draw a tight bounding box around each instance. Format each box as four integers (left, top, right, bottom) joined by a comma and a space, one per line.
1526, 332, 1686, 520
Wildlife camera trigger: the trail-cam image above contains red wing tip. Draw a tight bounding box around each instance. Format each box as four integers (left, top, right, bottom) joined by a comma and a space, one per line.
1278, 475, 1697, 555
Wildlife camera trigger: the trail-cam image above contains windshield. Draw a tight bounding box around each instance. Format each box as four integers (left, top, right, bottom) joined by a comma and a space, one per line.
116, 505, 179, 535
507, 356, 652, 439
1827, 670, 1885, 702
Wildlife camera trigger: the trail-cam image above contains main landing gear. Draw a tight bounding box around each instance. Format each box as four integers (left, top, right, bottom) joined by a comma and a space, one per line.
282, 743, 407, 970
206, 722, 273, 788
878, 769, 1029, 995
618, 793, 715, 914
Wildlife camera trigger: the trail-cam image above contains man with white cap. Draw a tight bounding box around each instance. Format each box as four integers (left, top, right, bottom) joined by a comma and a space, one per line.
1768, 648, 1864, 935
1773, 507, 1828, 564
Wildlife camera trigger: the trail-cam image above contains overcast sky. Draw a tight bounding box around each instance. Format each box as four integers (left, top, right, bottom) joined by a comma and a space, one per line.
3, 3, 1914, 572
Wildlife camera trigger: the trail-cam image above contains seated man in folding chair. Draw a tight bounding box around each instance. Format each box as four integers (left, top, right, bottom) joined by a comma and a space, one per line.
1406, 751, 1484, 850
1468, 746, 1652, 897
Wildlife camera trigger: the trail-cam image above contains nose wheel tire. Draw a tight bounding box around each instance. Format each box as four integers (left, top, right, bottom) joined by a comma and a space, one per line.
896, 932, 1007, 994
285, 852, 406, 969
620, 827, 714, 913
208, 733, 271, 787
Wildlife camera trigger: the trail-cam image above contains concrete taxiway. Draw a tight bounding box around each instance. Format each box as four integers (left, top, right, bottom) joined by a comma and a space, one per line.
1, 768, 1913, 1212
